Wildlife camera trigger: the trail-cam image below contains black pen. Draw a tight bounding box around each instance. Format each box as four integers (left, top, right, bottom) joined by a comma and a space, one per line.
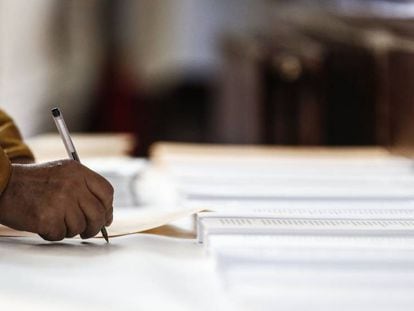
51, 107, 109, 243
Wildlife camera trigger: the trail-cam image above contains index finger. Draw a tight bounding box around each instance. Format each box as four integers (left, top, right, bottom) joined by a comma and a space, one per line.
82, 165, 114, 211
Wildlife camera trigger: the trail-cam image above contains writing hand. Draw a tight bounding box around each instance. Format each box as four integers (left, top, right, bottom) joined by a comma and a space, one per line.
0, 160, 113, 241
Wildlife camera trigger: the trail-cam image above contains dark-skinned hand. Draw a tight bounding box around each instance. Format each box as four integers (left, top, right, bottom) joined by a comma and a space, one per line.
0, 160, 113, 241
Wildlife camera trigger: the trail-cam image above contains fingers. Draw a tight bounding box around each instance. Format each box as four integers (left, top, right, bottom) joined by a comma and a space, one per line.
83, 167, 114, 213
39, 219, 67, 241
64, 207, 87, 238
65, 163, 114, 239
78, 192, 107, 239
39, 232, 65, 242
38, 200, 109, 241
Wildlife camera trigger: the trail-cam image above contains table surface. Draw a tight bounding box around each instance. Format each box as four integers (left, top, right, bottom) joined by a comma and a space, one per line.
0, 234, 229, 311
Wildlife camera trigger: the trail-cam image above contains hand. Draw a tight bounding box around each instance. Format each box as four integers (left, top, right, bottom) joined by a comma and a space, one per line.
0, 160, 114, 241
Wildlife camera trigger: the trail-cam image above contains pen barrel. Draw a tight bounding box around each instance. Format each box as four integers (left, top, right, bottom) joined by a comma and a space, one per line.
53, 115, 79, 162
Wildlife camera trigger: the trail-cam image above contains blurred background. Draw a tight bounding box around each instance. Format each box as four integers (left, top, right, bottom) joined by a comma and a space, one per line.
1, 0, 414, 155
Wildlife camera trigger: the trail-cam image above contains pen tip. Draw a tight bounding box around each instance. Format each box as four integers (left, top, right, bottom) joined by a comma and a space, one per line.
102, 227, 109, 243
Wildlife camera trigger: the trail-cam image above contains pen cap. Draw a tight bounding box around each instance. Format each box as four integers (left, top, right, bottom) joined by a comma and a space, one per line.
52, 108, 61, 117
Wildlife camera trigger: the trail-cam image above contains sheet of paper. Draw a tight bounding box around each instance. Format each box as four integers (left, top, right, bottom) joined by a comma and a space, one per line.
197, 214, 414, 243
0, 207, 203, 238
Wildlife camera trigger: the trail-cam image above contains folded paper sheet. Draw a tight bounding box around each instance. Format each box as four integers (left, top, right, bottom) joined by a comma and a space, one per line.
0, 207, 204, 239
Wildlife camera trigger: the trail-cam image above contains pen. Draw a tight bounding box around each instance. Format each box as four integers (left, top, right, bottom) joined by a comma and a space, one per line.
51, 107, 109, 243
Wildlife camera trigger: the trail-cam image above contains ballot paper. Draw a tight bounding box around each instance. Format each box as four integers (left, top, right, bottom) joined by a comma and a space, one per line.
0, 207, 203, 239
197, 206, 414, 240
197, 214, 414, 243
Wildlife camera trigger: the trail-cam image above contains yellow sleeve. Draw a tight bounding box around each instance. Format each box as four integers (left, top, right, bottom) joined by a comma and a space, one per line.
0, 109, 34, 161
0, 146, 11, 194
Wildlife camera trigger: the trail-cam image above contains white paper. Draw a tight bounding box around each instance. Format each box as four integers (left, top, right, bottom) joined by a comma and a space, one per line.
0, 207, 203, 238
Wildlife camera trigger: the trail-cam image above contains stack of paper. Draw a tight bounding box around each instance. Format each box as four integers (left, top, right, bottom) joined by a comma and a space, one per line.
150, 143, 414, 311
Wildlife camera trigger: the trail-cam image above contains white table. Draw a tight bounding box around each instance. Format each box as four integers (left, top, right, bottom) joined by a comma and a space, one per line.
0, 234, 229, 311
